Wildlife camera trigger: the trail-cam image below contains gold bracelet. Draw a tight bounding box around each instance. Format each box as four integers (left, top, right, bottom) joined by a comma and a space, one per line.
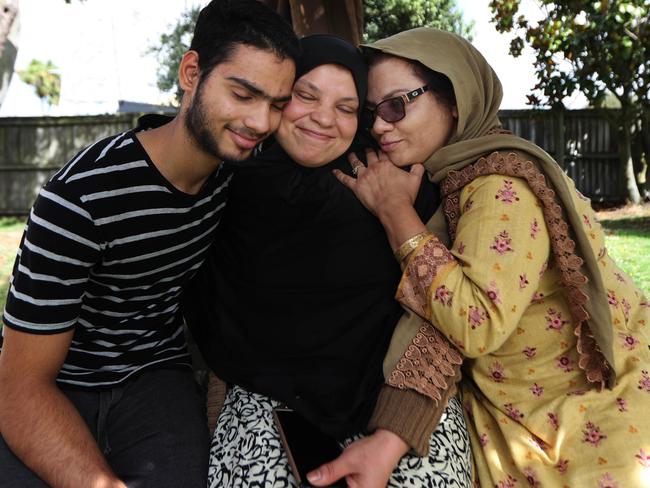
393, 231, 431, 262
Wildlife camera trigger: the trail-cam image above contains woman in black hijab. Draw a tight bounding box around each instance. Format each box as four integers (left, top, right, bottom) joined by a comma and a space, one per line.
183, 35, 472, 488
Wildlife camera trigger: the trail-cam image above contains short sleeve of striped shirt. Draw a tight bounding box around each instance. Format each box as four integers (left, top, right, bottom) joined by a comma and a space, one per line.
3, 177, 101, 334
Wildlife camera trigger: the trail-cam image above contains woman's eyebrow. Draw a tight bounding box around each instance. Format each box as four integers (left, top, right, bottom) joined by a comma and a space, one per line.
367, 88, 410, 106
296, 79, 358, 103
339, 96, 359, 103
294, 79, 321, 95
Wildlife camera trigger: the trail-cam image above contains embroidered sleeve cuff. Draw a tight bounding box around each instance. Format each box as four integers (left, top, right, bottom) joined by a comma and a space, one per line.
396, 236, 457, 320
386, 322, 463, 402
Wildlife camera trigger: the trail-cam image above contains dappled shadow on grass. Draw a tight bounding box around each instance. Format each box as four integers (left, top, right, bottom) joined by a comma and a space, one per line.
599, 216, 650, 238
0, 217, 26, 230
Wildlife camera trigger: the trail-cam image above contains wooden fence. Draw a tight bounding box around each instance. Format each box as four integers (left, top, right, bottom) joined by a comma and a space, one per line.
0, 114, 141, 215
0, 109, 626, 215
500, 109, 624, 202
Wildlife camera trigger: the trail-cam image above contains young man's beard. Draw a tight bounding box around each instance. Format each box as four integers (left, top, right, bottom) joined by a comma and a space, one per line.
185, 80, 263, 163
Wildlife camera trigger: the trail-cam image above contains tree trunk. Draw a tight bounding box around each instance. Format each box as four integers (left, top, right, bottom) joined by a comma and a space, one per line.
0, 0, 19, 106
259, 0, 363, 44
639, 112, 650, 200
620, 112, 642, 204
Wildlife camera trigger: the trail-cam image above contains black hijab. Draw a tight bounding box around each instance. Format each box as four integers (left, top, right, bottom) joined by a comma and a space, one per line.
182, 35, 440, 438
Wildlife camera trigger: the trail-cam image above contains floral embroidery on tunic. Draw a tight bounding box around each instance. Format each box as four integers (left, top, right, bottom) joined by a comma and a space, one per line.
495, 179, 520, 204
583, 214, 592, 228
496, 475, 517, 488
556, 355, 574, 372
523, 346, 537, 359
555, 459, 569, 474
639, 370, 650, 393
546, 308, 568, 332
463, 198, 474, 211
530, 218, 540, 239
547, 412, 559, 430
486, 280, 502, 304
531, 291, 545, 303
489, 361, 506, 382
614, 272, 626, 283
530, 383, 544, 397
598, 473, 619, 488
433, 285, 453, 307
607, 290, 619, 306
519, 274, 529, 290
504, 403, 524, 420
618, 332, 639, 351
583, 421, 607, 446
616, 397, 628, 412
636, 448, 650, 468
457, 241, 466, 254
490, 230, 514, 254
468, 305, 488, 329
523, 467, 541, 487
479, 433, 489, 446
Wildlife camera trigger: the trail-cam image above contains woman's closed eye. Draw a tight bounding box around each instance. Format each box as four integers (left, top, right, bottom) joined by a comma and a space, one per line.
338, 105, 358, 115
295, 91, 317, 102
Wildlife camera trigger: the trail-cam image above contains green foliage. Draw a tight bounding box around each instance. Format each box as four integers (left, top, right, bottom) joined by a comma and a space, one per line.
17, 59, 61, 106
148, 6, 200, 106
489, 0, 650, 203
489, 0, 649, 110
363, 0, 474, 42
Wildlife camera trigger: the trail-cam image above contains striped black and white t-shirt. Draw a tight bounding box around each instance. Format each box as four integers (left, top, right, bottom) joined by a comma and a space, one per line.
2, 115, 232, 389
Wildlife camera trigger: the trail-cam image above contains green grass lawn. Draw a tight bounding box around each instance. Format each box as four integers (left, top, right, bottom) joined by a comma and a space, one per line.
0, 217, 25, 315
0, 214, 648, 319
598, 216, 650, 295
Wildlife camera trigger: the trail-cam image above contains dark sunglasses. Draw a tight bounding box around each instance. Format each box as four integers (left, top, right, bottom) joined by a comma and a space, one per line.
365, 85, 429, 124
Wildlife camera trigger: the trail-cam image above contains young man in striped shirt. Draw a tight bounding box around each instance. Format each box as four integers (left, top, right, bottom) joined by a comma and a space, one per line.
0, 1, 297, 486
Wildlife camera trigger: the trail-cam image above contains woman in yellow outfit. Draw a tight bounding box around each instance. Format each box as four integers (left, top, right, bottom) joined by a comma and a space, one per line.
335, 27, 650, 487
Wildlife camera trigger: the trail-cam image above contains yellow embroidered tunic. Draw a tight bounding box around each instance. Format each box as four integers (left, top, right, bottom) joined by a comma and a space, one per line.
398, 174, 650, 487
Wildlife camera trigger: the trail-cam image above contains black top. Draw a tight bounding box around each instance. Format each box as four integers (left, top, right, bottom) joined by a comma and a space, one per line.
3, 114, 232, 388
183, 142, 439, 438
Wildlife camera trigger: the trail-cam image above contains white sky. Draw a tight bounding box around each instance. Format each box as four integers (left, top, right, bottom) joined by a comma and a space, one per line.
0, 0, 587, 117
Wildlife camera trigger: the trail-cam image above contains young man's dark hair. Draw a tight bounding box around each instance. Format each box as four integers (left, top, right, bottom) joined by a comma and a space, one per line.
190, 0, 300, 83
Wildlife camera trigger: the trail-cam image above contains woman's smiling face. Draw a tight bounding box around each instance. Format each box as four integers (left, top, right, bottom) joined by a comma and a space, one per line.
366, 56, 457, 167
277, 63, 359, 168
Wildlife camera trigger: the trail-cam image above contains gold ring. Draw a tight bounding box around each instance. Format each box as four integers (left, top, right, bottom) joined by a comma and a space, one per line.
352, 163, 364, 176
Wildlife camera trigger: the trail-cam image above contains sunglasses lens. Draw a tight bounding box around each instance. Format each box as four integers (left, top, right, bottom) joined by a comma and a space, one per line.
376, 97, 405, 123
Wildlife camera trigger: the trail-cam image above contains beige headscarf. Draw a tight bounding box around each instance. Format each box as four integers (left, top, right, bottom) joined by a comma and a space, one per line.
362, 27, 616, 388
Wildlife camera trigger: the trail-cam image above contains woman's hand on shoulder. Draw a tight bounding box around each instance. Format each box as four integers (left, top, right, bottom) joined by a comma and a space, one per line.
333, 149, 425, 220
307, 428, 408, 488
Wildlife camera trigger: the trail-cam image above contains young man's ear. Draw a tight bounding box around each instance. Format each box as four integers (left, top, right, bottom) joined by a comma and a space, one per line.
179, 50, 201, 93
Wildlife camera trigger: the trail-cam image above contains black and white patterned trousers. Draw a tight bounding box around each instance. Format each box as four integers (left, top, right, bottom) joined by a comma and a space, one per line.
208, 385, 472, 487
